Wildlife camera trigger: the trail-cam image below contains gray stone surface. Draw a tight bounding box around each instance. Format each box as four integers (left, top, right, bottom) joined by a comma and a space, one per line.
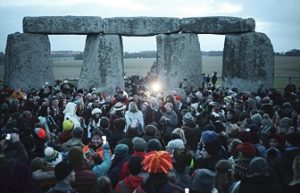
223, 32, 274, 91
4, 32, 54, 91
156, 33, 202, 90
77, 34, 124, 94
181, 17, 255, 34
103, 17, 180, 36
23, 16, 103, 34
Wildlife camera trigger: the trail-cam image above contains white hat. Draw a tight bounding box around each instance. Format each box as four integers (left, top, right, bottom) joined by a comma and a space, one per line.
91, 108, 102, 115
44, 147, 63, 167
114, 102, 126, 111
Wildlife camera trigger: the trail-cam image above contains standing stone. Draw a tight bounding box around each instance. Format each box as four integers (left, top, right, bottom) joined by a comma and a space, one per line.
223, 32, 274, 91
181, 17, 255, 34
23, 16, 103, 34
78, 34, 124, 94
103, 17, 180, 36
156, 33, 202, 90
4, 32, 54, 91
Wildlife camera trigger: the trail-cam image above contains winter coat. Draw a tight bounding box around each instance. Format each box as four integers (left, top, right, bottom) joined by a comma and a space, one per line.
32, 169, 57, 192
61, 138, 84, 152
73, 165, 97, 193
125, 110, 145, 132
115, 175, 144, 193
237, 176, 283, 193
108, 156, 130, 187
46, 182, 78, 193
133, 181, 184, 193
0, 156, 40, 193
92, 145, 112, 177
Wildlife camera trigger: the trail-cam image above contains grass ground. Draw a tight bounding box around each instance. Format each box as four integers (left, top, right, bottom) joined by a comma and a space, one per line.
1, 56, 299, 92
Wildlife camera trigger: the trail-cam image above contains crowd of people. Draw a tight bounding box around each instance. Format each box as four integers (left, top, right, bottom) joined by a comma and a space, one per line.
0, 76, 300, 193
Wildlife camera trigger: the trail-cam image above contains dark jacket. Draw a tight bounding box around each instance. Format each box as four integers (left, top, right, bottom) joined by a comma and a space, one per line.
108, 156, 130, 187
237, 176, 283, 193
73, 165, 97, 193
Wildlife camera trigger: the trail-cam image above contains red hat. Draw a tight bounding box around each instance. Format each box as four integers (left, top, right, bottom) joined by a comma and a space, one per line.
142, 151, 173, 174
270, 133, 286, 147
236, 143, 257, 157
35, 128, 47, 139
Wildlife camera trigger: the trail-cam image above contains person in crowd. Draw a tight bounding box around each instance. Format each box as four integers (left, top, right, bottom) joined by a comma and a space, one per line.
215, 159, 234, 193
190, 168, 218, 193
87, 107, 102, 139
61, 127, 84, 152
68, 147, 97, 193
125, 101, 144, 133
134, 150, 184, 193
46, 161, 77, 193
93, 176, 114, 193
108, 144, 130, 187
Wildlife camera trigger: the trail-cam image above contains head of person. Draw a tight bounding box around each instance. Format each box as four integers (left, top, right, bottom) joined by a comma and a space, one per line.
191, 169, 216, 193
91, 130, 104, 148
128, 102, 138, 113
91, 108, 102, 119
54, 161, 75, 182
114, 118, 126, 132
128, 156, 143, 176
164, 102, 173, 113
100, 117, 110, 129
94, 176, 113, 193
144, 124, 157, 137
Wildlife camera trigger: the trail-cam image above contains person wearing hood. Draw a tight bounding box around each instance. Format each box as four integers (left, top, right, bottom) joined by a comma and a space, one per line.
63, 102, 81, 129
125, 102, 144, 133
115, 156, 147, 193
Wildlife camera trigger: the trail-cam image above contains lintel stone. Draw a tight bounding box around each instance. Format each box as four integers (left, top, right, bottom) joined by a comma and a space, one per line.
103, 17, 180, 36
23, 16, 103, 34
181, 16, 255, 34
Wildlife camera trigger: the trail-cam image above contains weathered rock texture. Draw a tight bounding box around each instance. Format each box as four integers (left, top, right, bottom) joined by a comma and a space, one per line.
223, 32, 274, 91
23, 16, 103, 34
77, 34, 124, 94
181, 17, 255, 34
103, 17, 180, 36
156, 33, 202, 90
4, 33, 54, 91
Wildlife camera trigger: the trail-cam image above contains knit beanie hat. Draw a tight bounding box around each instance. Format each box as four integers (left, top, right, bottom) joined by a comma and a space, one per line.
233, 143, 257, 180
63, 119, 74, 132
44, 147, 63, 167
143, 151, 173, 174
132, 137, 147, 152
201, 130, 219, 144
183, 112, 194, 125
34, 127, 47, 140
191, 169, 215, 193
251, 113, 262, 125
166, 139, 185, 153
247, 157, 269, 176
146, 138, 163, 152
201, 130, 221, 156
69, 147, 84, 165
114, 144, 129, 158
72, 127, 84, 138
55, 161, 73, 181
91, 108, 102, 115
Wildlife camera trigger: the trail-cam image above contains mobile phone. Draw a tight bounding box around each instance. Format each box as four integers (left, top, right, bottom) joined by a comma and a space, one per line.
102, 136, 107, 144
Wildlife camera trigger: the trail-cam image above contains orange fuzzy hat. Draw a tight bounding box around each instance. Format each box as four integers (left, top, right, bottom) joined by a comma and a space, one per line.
142, 151, 173, 174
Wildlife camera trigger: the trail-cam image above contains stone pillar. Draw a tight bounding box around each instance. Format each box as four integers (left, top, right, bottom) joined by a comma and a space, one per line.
4, 32, 53, 91
77, 34, 124, 94
223, 32, 274, 91
156, 33, 202, 90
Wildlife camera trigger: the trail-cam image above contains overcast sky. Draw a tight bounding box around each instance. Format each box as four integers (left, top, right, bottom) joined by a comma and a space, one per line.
0, 0, 299, 52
